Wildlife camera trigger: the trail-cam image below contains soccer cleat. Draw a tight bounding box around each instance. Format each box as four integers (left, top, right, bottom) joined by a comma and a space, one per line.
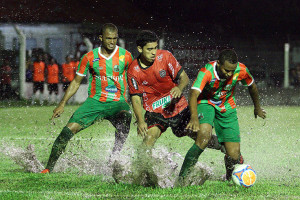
224, 155, 244, 181
41, 169, 50, 174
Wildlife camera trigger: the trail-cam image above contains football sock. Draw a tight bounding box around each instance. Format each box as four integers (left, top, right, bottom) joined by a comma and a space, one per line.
45, 126, 74, 172
179, 143, 204, 177
111, 111, 132, 155
224, 154, 244, 180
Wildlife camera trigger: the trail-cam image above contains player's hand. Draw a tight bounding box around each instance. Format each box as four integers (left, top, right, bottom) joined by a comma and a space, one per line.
185, 117, 200, 132
137, 121, 148, 138
254, 107, 266, 119
51, 105, 64, 120
170, 86, 182, 99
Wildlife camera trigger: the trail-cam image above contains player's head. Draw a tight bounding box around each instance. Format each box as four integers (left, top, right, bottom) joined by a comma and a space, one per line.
217, 49, 238, 79
136, 30, 159, 63
99, 23, 118, 52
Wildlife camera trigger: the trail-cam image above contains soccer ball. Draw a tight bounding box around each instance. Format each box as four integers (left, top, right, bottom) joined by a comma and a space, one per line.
232, 164, 256, 188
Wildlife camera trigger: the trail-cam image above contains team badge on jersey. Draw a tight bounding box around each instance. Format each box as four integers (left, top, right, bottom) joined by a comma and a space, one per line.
159, 70, 166, 78
113, 65, 120, 72
224, 84, 233, 91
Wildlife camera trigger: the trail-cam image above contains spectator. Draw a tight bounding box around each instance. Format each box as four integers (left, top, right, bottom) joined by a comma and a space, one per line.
0, 59, 13, 99
47, 58, 60, 104
291, 63, 300, 87
32, 54, 46, 104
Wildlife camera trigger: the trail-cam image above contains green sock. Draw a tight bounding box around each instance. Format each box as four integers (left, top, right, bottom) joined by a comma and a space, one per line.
179, 143, 204, 177
46, 126, 74, 171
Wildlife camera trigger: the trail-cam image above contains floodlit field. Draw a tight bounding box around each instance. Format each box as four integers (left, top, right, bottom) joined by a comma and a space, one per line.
0, 103, 299, 199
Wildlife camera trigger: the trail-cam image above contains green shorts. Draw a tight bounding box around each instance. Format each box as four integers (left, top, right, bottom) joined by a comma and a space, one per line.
197, 104, 240, 143
68, 97, 131, 130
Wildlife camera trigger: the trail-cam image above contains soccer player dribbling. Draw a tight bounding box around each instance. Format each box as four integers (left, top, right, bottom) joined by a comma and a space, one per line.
178, 49, 266, 184
41, 23, 133, 173
126, 31, 223, 183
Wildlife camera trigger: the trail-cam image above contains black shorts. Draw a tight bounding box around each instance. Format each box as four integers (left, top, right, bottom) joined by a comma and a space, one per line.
145, 107, 191, 137
33, 82, 44, 92
63, 82, 70, 91
48, 83, 58, 94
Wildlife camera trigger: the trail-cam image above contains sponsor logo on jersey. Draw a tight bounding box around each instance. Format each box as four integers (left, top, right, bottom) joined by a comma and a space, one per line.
209, 99, 222, 106
233, 73, 239, 80
93, 58, 100, 62
99, 66, 103, 70
142, 80, 148, 85
113, 65, 120, 72
95, 75, 123, 81
119, 55, 125, 62
159, 70, 166, 78
152, 95, 171, 110
157, 54, 163, 61
168, 63, 175, 77
131, 77, 138, 90
224, 84, 232, 91
105, 85, 118, 93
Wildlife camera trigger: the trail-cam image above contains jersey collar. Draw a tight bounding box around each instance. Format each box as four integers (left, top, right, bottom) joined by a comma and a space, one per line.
213, 61, 221, 80
98, 45, 118, 60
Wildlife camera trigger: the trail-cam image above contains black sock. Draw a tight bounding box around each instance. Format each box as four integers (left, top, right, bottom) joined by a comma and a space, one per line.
179, 143, 204, 177
224, 154, 244, 180
46, 126, 74, 171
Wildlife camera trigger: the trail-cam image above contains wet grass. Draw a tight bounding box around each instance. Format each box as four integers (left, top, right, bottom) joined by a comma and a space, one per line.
0, 105, 299, 199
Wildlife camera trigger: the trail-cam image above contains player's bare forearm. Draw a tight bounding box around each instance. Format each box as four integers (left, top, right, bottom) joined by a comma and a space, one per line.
177, 70, 190, 92
248, 83, 261, 108
171, 70, 189, 98
188, 89, 200, 120
248, 83, 266, 119
131, 95, 145, 123
59, 75, 83, 106
131, 95, 148, 137
186, 89, 201, 131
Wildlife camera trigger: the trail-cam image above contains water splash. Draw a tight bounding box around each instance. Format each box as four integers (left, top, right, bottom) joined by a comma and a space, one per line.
0, 143, 213, 188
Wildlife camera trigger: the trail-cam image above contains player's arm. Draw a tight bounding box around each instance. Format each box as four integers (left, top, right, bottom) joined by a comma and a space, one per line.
131, 95, 148, 138
170, 70, 190, 98
186, 89, 201, 132
52, 74, 84, 119
248, 82, 266, 119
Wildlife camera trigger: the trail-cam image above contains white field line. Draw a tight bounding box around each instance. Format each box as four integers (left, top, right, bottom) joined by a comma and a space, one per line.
0, 190, 207, 198
1, 137, 113, 141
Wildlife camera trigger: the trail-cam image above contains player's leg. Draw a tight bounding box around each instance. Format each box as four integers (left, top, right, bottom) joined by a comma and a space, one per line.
42, 98, 99, 173
178, 104, 215, 178
39, 82, 45, 104
107, 109, 132, 157
214, 109, 243, 181
43, 122, 82, 172
223, 142, 244, 181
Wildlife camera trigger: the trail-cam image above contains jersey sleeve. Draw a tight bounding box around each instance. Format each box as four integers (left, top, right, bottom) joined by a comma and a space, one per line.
240, 66, 254, 86
191, 68, 212, 93
125, 51, 134, 70
76, 54, 90, 76
127, 70, 143, 97
166, 51, 183, 80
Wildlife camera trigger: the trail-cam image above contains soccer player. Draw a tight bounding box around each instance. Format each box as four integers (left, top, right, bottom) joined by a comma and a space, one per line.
127, 30, 222, 158
178, 49, 266, 183
41, 23, 133, 173
31, 54, 46, 104
46, 58, 60, 104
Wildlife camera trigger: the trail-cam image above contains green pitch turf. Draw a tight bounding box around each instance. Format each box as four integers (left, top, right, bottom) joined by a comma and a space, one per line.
0, 104, 299, 199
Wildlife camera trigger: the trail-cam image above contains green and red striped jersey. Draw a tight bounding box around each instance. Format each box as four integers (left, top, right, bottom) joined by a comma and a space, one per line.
76, 46, 133, 102
192, 61, 254, 113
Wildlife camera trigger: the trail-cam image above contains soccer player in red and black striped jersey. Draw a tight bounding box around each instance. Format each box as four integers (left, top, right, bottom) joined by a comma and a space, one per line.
41, 23, 133, 173
178, 49, 266, 184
